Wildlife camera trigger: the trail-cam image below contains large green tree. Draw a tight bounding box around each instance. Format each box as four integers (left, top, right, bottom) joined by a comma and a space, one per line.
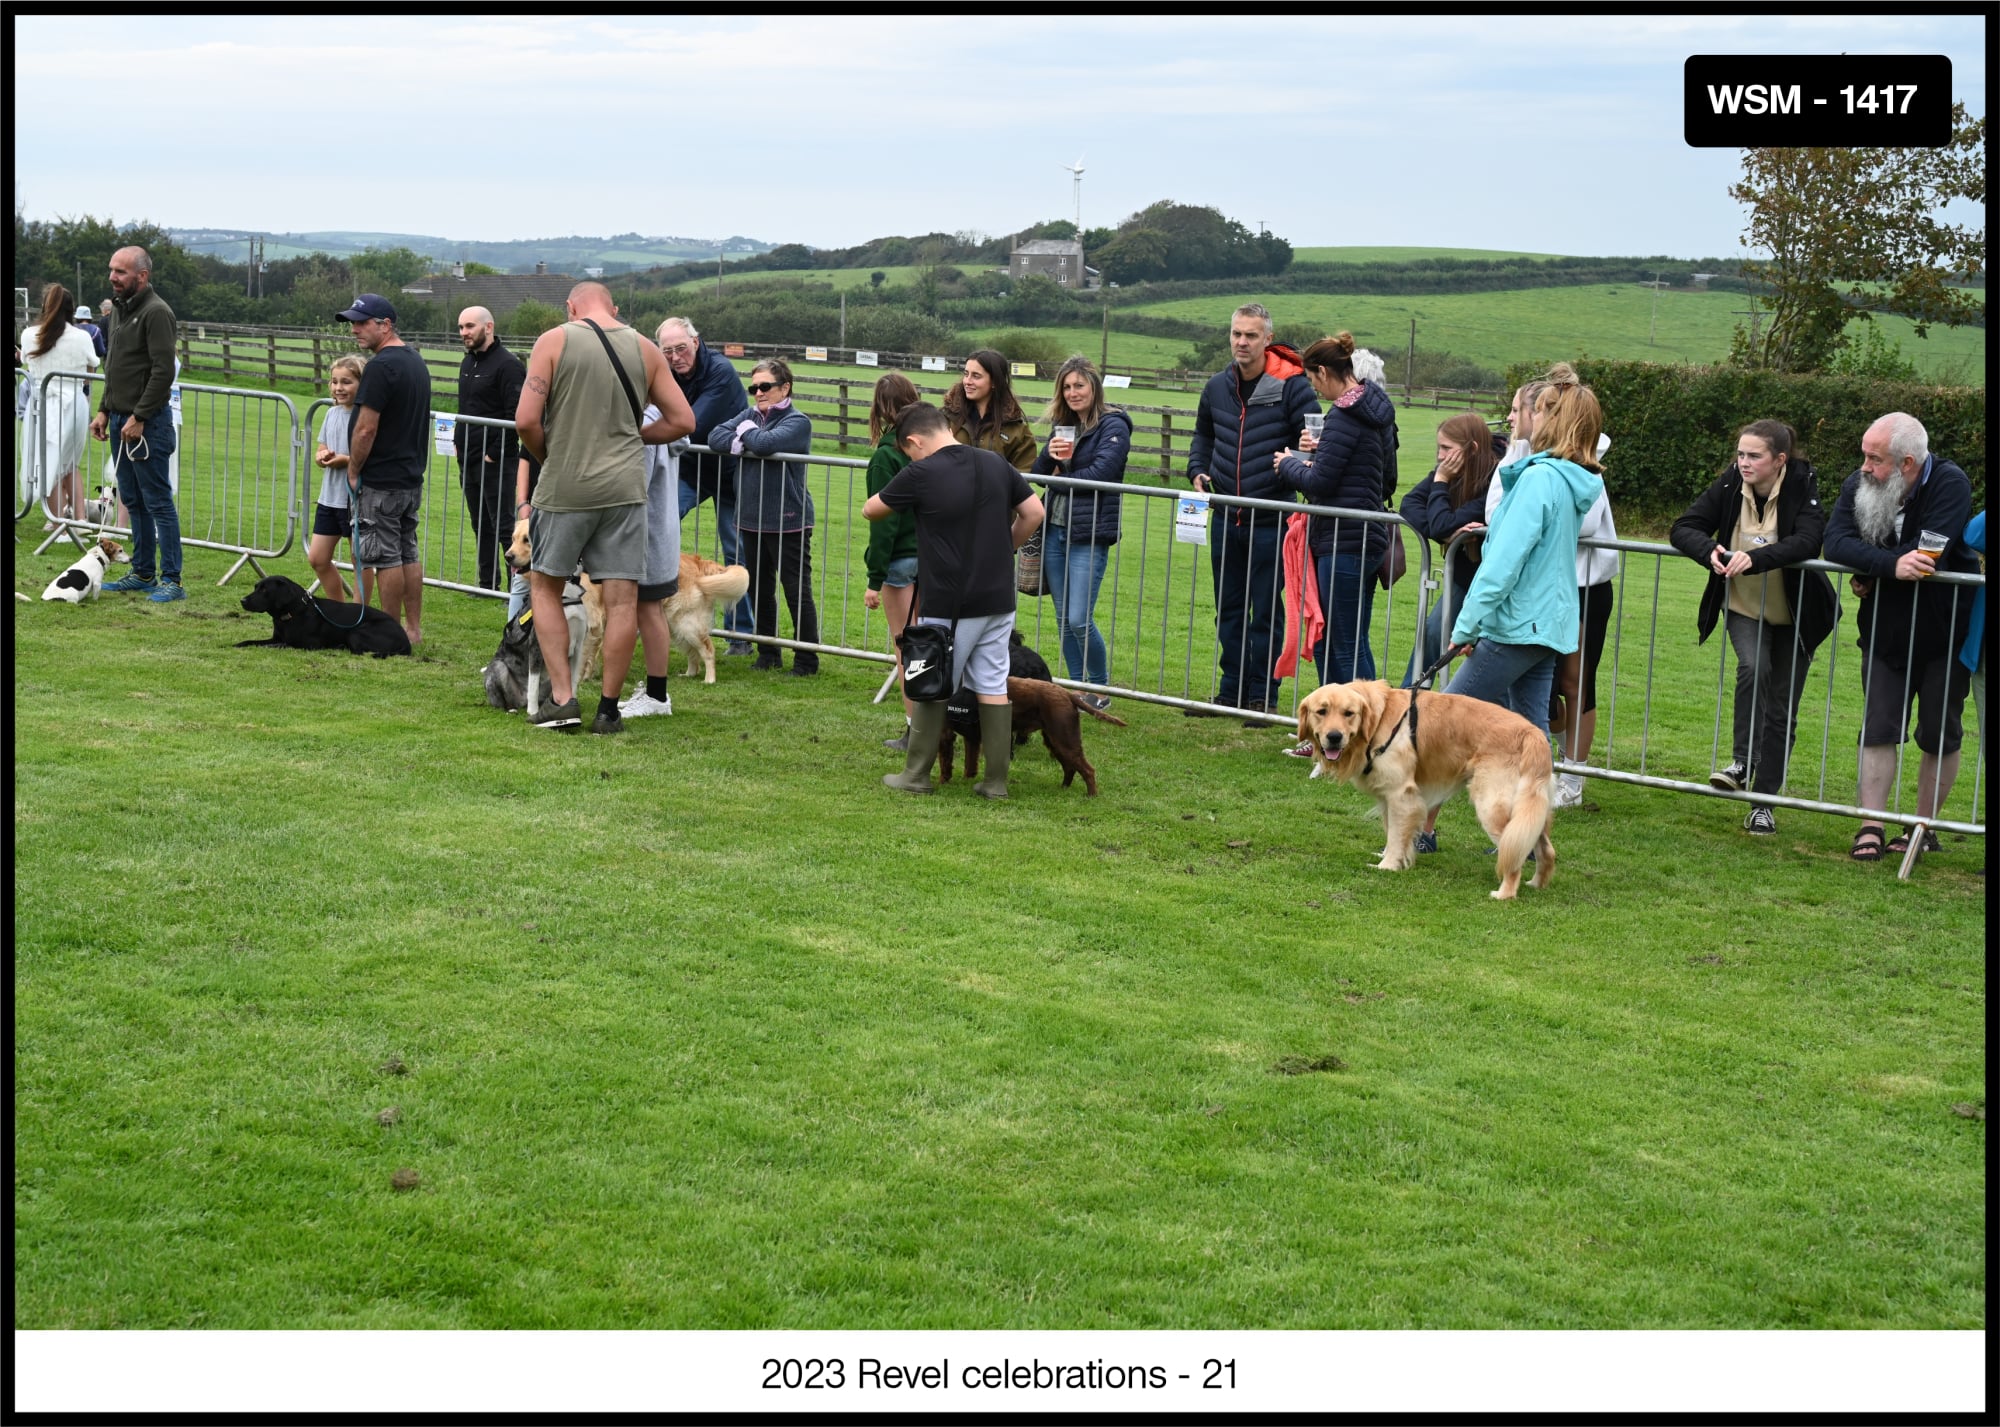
1728, 103, 1985, 373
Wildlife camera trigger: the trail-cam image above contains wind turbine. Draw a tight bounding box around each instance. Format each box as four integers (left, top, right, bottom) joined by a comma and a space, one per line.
1061, 155, 1085, 234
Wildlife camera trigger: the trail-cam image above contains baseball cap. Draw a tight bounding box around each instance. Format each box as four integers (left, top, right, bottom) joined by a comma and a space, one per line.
335, 293, 397, 324
74, 305, 92, 321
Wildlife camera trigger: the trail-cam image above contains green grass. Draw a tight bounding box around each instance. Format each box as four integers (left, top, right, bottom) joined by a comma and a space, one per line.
661, 265, 928, 294
1123, 284, 1987, 385
1291, 246, 1569, 264
11, 464, 1988, 1329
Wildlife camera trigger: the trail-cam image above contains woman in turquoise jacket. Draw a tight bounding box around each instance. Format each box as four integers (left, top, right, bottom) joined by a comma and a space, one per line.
1444, 373, 1607, 737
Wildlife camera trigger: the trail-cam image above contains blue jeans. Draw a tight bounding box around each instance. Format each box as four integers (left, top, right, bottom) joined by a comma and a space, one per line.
679, 476, 751, 636
1210, 509, 1283, 707
1041, 525, 1111, 685
1311, 548, 1377, 689
1404, 576, 1472, 687
1444, 638, 1558, 738
108, 408, 180, 583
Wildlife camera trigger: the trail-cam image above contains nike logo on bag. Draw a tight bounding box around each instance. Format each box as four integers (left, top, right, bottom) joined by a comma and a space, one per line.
906, 660, 932, 678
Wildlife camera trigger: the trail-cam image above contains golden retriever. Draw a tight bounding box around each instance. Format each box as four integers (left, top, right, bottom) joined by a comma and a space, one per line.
1295, 680, 1556, 900
502, 515, 755, 693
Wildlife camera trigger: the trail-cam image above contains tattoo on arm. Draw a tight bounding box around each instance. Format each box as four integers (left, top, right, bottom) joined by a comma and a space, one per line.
525, 374, 550, 396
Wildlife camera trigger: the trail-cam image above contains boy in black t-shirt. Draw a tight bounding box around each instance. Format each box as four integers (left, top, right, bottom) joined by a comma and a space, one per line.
866, 403, 1043, 797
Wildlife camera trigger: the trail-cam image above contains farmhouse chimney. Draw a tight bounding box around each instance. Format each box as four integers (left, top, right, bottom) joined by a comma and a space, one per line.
451, 261, 465, 280
534, 261, 547, 275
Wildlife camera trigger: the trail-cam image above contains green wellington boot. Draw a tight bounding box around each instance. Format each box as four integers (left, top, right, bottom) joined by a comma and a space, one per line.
973, 701, 1012, 799
883, 700, 947, 793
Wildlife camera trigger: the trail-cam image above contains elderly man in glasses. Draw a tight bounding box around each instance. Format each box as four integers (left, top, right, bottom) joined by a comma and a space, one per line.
657, 316, 753, 651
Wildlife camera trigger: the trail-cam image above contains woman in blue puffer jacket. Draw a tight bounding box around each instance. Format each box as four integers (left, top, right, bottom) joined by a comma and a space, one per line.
1030, 357, 1131, 708
708, 359, 819, 675
1275, 332, 1398, 688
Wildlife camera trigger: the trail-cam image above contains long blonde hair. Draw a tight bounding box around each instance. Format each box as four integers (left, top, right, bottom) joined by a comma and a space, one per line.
1040, 355, 1111, 434
1529, 362, 1602, 471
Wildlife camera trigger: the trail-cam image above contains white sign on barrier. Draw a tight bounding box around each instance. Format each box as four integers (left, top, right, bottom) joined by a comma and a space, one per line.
1103, 374, 1133, 388
434, 415, 455, 456
921, 356, 948, 371
856, 351, 878, 367
1175, 494, 1209, 545
1010, 362, 1036, 378
805, 346, 829, 362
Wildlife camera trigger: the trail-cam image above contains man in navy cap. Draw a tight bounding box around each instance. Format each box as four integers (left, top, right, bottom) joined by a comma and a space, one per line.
337, 294, 433, 646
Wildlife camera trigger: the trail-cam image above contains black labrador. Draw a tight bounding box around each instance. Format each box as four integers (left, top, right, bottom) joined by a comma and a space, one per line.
237, 575, 411, 658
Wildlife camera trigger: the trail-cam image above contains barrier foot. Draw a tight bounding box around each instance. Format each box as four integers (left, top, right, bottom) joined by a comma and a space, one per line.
33, 524, 87, 557
218, 553, 266, 588
872, 662, 901, 705
1896, 820, 1929, 881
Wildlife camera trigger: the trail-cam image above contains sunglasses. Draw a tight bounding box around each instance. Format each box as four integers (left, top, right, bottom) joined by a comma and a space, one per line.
747, 381, 782, 394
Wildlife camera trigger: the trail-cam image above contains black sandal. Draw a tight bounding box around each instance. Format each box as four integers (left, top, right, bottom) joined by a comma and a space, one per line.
1885, 828, 1943, 855
1850, 825, 1886, 862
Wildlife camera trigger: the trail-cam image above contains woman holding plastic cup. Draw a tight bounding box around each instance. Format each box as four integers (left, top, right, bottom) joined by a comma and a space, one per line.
1030, 356, 1131, 709
1669, 419, 1839, 836
1274, 332, 1397, 688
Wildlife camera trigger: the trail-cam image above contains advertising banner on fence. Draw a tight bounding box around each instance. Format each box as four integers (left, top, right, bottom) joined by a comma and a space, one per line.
1175, 494, 1209, 545
856, 351, 878, 367
723, 344, 745, 358
922, 356, 947, 371
805, 347, 829, 362
434, 415, 455, 456
1103, 374, 1133, 388
1011, 362, 1036, 378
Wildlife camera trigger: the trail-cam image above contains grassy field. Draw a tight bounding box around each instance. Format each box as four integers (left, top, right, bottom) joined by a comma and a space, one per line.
661, 265, 928, 294
11, 502, 1987, 1329
1122, 285, 1987, 385
1291, 246, 1567, 264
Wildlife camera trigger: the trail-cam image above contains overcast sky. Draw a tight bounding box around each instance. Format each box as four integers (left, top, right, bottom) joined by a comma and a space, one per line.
12, 12, 1987, 259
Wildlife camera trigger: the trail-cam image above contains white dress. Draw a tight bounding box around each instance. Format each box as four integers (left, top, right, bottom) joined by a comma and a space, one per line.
20, 324, 98, 502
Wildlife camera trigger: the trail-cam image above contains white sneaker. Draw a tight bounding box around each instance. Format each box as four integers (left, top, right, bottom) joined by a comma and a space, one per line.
1553, 773, 1584, 808
619, 691, 673, 718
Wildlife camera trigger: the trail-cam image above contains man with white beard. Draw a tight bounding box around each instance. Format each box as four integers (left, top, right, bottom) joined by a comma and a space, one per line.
1822, 412, 1977, 861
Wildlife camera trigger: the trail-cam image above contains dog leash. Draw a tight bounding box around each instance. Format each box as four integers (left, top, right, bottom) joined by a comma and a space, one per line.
1358, 646, 1459, 776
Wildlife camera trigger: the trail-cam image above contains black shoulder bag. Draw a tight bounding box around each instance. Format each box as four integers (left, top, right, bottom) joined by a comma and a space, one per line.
580, 318, 645, 428
898, 580, 956, 704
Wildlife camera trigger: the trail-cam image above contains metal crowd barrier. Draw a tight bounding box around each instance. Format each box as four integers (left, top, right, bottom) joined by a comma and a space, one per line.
20, 370, 302, 584
37, 372, 1977, 856
1430, 527, 1985, 848
670, 447, 1432, 708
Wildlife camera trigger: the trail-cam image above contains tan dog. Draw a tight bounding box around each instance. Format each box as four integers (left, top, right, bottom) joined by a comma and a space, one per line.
1295, 680, 1556, 900
570, 552, 752, 688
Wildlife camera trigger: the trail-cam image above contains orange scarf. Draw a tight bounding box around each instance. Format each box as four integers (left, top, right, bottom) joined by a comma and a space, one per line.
1275, 511, 1324, 678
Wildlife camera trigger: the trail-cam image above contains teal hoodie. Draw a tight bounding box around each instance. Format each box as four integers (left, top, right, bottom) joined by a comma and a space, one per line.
1450, 450, 1603, 655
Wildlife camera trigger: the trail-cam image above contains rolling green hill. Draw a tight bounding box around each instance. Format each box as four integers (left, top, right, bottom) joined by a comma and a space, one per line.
1290, 245, 1569, 264
1122, 284, 1985, 384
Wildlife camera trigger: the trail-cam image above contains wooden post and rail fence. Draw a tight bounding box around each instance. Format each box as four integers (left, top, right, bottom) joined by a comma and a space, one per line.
169, 322, 1507, 476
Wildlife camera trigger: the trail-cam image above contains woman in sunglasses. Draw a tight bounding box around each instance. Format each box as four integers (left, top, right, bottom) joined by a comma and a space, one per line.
708, 359, 819, 675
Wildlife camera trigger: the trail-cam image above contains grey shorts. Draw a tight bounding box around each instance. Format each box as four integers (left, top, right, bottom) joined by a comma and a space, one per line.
531, 503, 646, 583
883, 555, 918, 589
917, 609, 1014, 697
354, 485, 422, 570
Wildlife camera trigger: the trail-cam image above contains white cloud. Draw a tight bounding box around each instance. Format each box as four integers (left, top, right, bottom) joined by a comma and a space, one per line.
12, 12, 1985, 256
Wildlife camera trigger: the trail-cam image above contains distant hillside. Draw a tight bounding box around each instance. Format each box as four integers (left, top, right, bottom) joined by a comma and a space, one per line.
166, 228, 775, 274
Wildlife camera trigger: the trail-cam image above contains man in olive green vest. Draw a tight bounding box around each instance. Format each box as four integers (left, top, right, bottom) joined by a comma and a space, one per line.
514, 282, 694, 733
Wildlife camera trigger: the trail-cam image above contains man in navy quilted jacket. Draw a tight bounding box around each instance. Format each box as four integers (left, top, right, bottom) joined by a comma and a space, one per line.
1185, 303, 1320, 720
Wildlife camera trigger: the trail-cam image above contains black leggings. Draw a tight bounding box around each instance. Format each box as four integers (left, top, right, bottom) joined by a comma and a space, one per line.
744, 529, 820, 668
